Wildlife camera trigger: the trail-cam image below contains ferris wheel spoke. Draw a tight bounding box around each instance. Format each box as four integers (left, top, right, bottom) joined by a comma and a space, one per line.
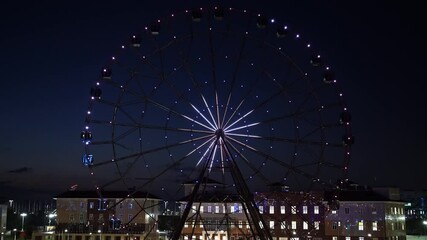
190, 101, 217, 130
224, 139, 270, 184
226, 136, 327, 185
91, 134, 213, 167
145, 97, 216, 131
89, 119, 213, 135
128, 136, 217, 194
225, 122, 260, 133
201, 94, 219, 129
226, 132, 343, 148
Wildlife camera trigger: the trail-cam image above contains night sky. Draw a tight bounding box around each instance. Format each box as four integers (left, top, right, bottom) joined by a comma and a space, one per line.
1, 1, 426, 200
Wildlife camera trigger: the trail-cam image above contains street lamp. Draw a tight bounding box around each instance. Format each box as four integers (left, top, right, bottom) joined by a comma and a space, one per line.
13, 229, 17, 240
20, 213, 27, 231
97, 230, 101, 240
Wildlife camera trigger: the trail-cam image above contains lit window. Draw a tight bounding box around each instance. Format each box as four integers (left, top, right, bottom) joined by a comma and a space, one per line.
332, 237, 337, 240
239, 221, 243, 228
291, 206, 297, 214
270, 221, 275, 229
128, 202, 133, 209
280, 206, 286, 214
279, 238, 288, 240
303, 221, 308, 230
259, 205, 264, 213
184, 222, 188, 228
314, 205, 319, 214
208, 205, 212, 213
200, 206, 204, 213
303, 206, 308, 214
281, 221, 286, 229
200, 221, 203, 228
230, 206, 234, 213
215, 205, 220, 213
359, 237, 364, 240
346, 237, 351, 240
372, 221, 378, 231
269, 206, 275, 214
314, 221, 320, 230
291, 221, 297, 229
358, 221, 364, 231
89, 202, 94, 209
128, 214, 132, 221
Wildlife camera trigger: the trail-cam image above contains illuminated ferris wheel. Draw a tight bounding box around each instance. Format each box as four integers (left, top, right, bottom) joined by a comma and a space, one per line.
81, 7, 353, 240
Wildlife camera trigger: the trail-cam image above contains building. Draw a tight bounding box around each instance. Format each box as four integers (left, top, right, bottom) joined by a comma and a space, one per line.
34, 191, 162, 240
400, 190, 427, 235
178, 180, 325, 240
0, 200, 8, 236
324, 186, 406, 240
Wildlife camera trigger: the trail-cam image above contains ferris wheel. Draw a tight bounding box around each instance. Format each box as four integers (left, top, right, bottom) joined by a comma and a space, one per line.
81, 6, 353, 240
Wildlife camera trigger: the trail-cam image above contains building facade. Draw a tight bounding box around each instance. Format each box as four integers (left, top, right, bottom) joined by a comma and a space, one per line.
324, 188, 406, 240
33, 191, 162, 240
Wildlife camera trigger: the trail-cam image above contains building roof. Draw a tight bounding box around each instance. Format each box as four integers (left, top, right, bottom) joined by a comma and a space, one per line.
325, 190, 402, 202
54, 190, 160, 199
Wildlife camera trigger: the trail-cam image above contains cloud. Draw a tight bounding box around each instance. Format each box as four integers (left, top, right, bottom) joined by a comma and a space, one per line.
8, 167, 33, 174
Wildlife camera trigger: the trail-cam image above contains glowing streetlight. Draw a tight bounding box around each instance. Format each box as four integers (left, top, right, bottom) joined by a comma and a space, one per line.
13, 229, 17, 240
97, 229, 101, 240
20, 213, 27, 231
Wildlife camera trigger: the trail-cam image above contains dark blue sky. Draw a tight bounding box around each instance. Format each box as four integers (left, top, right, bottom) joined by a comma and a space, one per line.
1, 1, 426, 199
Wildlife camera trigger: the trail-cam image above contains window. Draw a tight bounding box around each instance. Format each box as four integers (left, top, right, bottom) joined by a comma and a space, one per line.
184, 222, 188, 228
332, 221, 338, 230
346, 237, 351, 240
128, 202, 133, 209
80, 202, 85, 209
79, 213, 84, 223
345, 207, 349, 214
291, 206, 297, 214
239, 221, 243, 228
128, 214, 133, 221
269, 206, 274, 214
208, 205, 212, 213
89, 202, 94, 209
98, 214, 104, 221
332, 237, 337, 240
270, 221, 275, 229
230, 206, 234, 213
372, 207, 377, 214
358, 221, 364, 231
372, 221, 378, 231
359, 237, 364, 240
303, 206, 308, 214
215, 205, 220, 213
279, 238, 288, 240
281, 206, 286, 214
303, 221, 308, 230
200, 206, 204, 213
314, 221, 320, 230
291, 221, 297, 229
89, 214, 94, 220
314, 206, 319, 214
69, 214, 74, 222
281, 221, 286, 229
259, 205, 264, 213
